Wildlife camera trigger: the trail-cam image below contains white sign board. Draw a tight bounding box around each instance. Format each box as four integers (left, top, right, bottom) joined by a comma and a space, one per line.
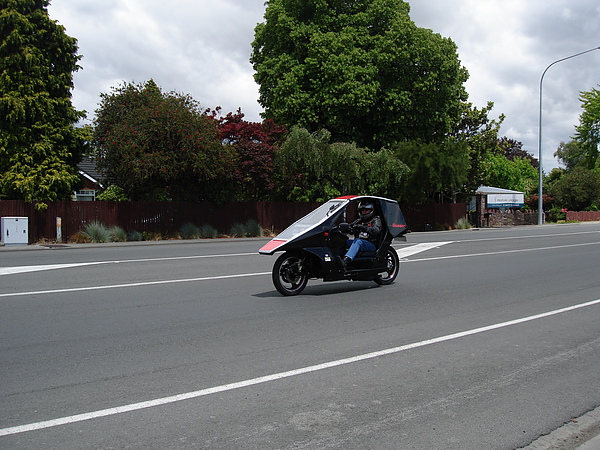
487, 193, 524, 208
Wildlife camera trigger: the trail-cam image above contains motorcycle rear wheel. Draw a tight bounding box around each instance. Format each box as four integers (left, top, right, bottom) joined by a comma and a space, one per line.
374, 248, 400, 285
272, 252, 308, 296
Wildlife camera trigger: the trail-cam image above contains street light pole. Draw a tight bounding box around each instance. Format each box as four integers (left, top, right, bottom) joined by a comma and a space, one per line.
537, 46, 600, 225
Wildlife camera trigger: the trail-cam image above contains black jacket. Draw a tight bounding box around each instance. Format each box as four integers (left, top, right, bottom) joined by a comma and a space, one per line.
352, 216, 382, 244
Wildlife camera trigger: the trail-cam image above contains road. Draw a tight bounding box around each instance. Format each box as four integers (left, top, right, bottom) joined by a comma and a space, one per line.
1, 223, 599, 449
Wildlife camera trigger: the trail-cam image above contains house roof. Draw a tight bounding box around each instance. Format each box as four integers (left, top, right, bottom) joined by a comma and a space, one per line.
77, 156, 105, 188
476, 185, 524, 195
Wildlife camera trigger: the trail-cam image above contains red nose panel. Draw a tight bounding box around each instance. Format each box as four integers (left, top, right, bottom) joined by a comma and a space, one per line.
259, 239, 288, 255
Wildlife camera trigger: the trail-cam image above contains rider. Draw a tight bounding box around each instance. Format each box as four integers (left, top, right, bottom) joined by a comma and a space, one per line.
342, 201, 382, 267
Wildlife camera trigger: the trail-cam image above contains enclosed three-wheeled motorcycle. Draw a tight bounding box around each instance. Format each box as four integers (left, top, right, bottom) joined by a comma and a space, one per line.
259, 196, 408, 296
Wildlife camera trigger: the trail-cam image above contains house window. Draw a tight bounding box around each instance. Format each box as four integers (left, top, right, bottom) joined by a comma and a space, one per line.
74, 189, 96, 201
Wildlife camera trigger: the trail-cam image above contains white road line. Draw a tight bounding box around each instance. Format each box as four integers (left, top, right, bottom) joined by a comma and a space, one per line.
1, 297, 599, 437
0, 272, 272, 298
0, 253, 257, 276
404, 241, 600, 263
0, 262, 104, 276
395, 242, 453, 259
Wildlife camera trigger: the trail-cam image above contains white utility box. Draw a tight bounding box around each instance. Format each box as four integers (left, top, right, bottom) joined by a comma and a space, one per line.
1, 217, 29, 246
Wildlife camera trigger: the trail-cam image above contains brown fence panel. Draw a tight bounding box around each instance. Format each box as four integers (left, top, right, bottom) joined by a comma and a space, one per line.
1, 200, 467, 243
566, 211, 600, 222
400, 203, 467, 231
0, 200, 324, 243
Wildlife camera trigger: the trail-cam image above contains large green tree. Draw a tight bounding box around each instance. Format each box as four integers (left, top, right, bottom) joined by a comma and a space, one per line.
92, 80, 236, 202
251, 0, 469, 149
547, 166, 600, 211
574, 85, 600, 169
0, 0, 85, 209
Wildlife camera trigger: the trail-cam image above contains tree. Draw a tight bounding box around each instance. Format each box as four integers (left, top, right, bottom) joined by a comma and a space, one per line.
92, 80, 236, 202
547, 166, 600, 210
251, 0, 469, 149
275, 126, 408, 201
481, 154, 538, 194
498, 137, 538, 169
449, 101, 504, 195
213, 109, 288, 201
392, 139, 470, 203
574, 85, 600, 169
0, 0, 85, 209
554, 140, 587, 171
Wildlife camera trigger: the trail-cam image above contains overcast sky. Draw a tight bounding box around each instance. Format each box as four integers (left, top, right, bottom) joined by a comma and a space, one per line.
48, 0, 600, 170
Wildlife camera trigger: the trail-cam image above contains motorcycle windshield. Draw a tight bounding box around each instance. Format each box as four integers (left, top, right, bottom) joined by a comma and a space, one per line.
259, 199, 347, 254
275, 199, 345, 240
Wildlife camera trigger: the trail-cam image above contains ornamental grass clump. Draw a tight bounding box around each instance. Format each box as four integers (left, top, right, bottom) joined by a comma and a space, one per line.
179, 222, 201, 239
108, 226, 128, 242
128, 230, 143, 241
454, 217, 471, 229
79, 221, 110, 243
244, 219, 263, 237
229, 222, 247, 238
199, 224, 218, 238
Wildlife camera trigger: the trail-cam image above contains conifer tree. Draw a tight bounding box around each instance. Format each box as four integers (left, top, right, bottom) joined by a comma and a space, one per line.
0, 0, 85, 209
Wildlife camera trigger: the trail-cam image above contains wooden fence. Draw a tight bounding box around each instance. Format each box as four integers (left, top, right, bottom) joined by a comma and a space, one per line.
566, 210, 600, 222
0, 200, 467, 244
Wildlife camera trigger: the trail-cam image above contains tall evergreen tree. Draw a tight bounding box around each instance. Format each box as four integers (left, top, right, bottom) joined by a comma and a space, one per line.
0, 0, 85, 209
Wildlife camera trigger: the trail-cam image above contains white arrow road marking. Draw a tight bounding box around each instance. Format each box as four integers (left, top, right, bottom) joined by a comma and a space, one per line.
0, 253, 257, 276
395, 241, 453, 259
0, 262, 105, 276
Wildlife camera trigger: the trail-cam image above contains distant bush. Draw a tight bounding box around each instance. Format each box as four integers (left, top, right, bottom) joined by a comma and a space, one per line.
244, 219, 263, 237
180, 222, 201, 239
454, 217, 471, 229
79, 221, 110, 243
199, 224, 218, 238
229, 219, 264, 237
229, 222, 247, 238
96, 185, 128, 202
128, 230, 143, 241
108, 226, 128, 242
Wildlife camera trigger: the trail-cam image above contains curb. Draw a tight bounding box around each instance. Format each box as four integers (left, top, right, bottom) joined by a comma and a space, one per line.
521, 406, 600, 449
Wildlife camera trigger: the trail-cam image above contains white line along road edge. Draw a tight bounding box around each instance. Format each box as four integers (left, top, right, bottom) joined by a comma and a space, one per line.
1, 296, 599, 437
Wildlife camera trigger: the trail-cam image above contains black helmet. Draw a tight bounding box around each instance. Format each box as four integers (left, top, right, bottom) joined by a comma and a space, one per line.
358, 201, 375, 221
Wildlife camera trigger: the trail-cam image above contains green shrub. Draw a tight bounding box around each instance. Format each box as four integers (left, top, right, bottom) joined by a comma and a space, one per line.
80, 221, 110, 243
180, 222, 201, 239
229, 222, 247, 237
244, 219, 263, 237
547, 207, 566, 222
199, 224, 218, 238
128, 230, 143, 241
108, 226, 128, 242
454, 217, 471, 229
96, 185, 128, 202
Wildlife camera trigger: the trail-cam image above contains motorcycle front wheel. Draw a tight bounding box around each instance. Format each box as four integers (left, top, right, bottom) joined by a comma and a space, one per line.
272, 252, 309, 296
374, 247, 400, 285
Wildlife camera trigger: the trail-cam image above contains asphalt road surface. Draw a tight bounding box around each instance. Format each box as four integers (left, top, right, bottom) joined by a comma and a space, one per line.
1, 223, 599, 449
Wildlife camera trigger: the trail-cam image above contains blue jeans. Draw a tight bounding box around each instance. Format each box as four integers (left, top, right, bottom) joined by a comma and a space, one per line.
345, 239, 376, 261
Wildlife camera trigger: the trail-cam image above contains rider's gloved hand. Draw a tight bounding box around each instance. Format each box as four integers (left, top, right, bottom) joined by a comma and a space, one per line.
339, 223, 351, 233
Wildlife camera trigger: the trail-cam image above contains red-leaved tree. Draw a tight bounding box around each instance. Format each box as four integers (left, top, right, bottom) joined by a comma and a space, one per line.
213, 109, 288, 201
